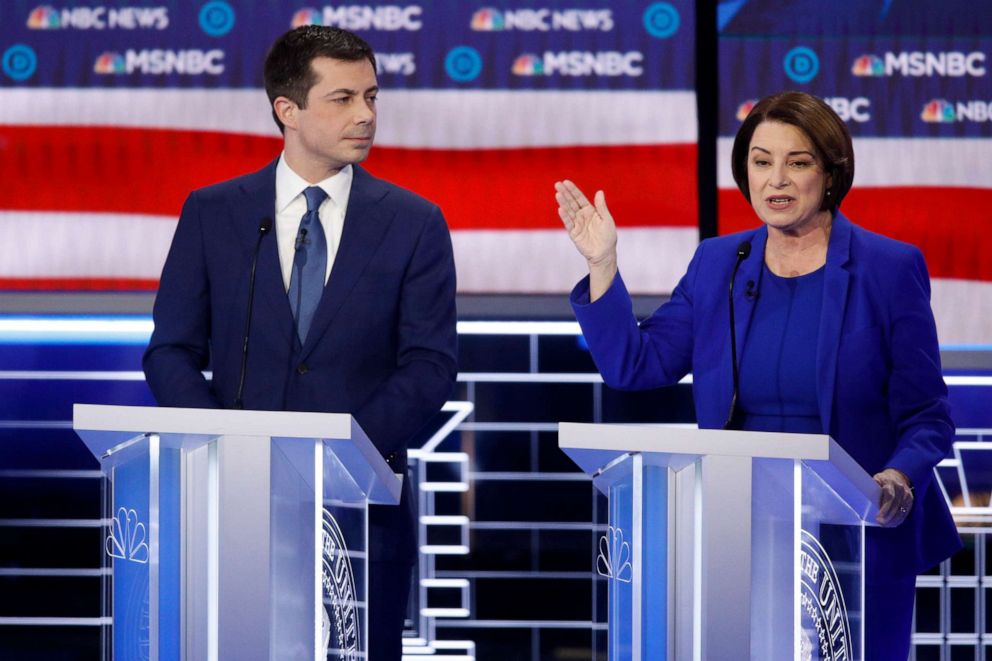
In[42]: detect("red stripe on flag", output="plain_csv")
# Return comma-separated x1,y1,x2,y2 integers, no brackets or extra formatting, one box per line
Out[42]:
0,277,158,291
366,144,698,231
718,187,992,282
0,125,282,217
0,126,698,230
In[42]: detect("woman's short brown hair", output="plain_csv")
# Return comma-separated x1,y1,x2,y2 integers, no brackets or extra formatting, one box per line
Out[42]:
731,91,854,212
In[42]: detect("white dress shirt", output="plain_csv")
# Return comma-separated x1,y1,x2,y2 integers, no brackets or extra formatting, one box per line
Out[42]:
274,155,353,291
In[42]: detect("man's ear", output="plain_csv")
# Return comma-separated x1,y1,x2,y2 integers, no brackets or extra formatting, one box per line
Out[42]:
273,96,298,130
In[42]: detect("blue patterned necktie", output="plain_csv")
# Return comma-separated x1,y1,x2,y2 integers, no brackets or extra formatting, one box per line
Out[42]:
288,186,328,345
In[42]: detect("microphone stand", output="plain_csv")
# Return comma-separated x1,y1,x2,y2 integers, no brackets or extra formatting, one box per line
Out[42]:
234,218,272,409
724,241,751,429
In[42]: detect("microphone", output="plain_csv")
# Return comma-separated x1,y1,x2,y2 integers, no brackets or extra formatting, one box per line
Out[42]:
234,217,272,410
724,241,751,429
295,227,308,251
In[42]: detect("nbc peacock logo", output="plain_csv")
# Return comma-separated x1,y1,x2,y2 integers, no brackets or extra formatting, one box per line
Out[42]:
27,5,60,29
851,54,884,77
291,7,322,27
511,54,543,76
470,7,504,31
94,51,126,74
921,99,956,123
106,507,149,564
736,99,758,121
596,526,633,583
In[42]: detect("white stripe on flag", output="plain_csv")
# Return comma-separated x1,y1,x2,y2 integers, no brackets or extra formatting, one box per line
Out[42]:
931,278,992,346
0,89,698,147
453,227,697,294
0,212,176,279
718,137,992,189
0,211,696,295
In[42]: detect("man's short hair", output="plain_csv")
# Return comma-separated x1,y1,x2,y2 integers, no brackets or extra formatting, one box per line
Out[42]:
263,25,377,133
731,91,855,212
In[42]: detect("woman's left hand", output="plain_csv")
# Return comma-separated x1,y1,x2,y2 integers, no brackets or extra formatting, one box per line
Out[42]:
874,468,914,527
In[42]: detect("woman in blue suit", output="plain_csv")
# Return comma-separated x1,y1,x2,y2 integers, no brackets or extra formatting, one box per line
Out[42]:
556,91,960,660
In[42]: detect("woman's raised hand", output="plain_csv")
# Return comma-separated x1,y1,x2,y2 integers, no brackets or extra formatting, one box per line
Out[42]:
555,180,617,266
555,180,618,301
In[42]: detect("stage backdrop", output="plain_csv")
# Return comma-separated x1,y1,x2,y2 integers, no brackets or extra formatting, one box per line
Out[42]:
718,0,992,344
0,0,698,296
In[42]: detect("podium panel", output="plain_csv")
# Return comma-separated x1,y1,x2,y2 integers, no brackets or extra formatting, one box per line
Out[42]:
750,458,866,661
74,404,400,661
560,423,878,661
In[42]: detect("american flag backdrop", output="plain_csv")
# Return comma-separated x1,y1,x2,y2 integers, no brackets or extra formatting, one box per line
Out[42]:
1,0,989,344
0,1,698,299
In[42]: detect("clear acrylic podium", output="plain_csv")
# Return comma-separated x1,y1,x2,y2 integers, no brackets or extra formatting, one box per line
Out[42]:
559,423,881,661
73,404,401,661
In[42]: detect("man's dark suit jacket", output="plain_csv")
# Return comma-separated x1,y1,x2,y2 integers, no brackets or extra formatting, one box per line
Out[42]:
143,159,458,562
572,212,961,580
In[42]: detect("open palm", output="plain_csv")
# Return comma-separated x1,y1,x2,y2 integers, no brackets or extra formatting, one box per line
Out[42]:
555,180,617,266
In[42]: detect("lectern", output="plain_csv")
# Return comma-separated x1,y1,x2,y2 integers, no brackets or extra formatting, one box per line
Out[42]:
73,404,401,661
559,423,881,661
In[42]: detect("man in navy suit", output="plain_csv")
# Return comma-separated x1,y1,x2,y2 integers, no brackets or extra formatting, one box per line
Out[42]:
143,26,457,660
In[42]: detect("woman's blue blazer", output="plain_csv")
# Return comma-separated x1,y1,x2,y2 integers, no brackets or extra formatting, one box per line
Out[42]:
571,212,961,578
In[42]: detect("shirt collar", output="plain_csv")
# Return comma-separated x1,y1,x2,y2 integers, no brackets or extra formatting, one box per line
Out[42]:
275,154,353,214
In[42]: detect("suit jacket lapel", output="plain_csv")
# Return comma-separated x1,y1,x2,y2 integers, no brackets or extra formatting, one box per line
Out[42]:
816,212,853,434
237,159,297,348
301,166,395,357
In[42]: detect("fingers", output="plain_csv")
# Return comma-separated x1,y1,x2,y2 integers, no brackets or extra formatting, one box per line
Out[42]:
557,205,575,232
555,179,619,269
874,470,914,527
593,190,612,223
555,190,577,222
555,180,603,237
876,478,898,525
555,179,594,216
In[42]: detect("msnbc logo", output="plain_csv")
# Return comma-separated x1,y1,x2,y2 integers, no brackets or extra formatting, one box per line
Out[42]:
736,99,757,121
292,7,322,27
512,51,642,77
27,5,60,28
920,99,992,122
921,99,956,123
94,51,126,74
851,55,884,77
857,51,986,77
93,49,225,75
512,54,543,76
471,8,504,30
737,97,870,123
290,6,422,31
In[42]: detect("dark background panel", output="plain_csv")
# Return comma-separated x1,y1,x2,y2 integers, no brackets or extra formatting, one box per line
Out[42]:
472,480,592,522
475,576,592,620
0,576,102,617
473,382,595,423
